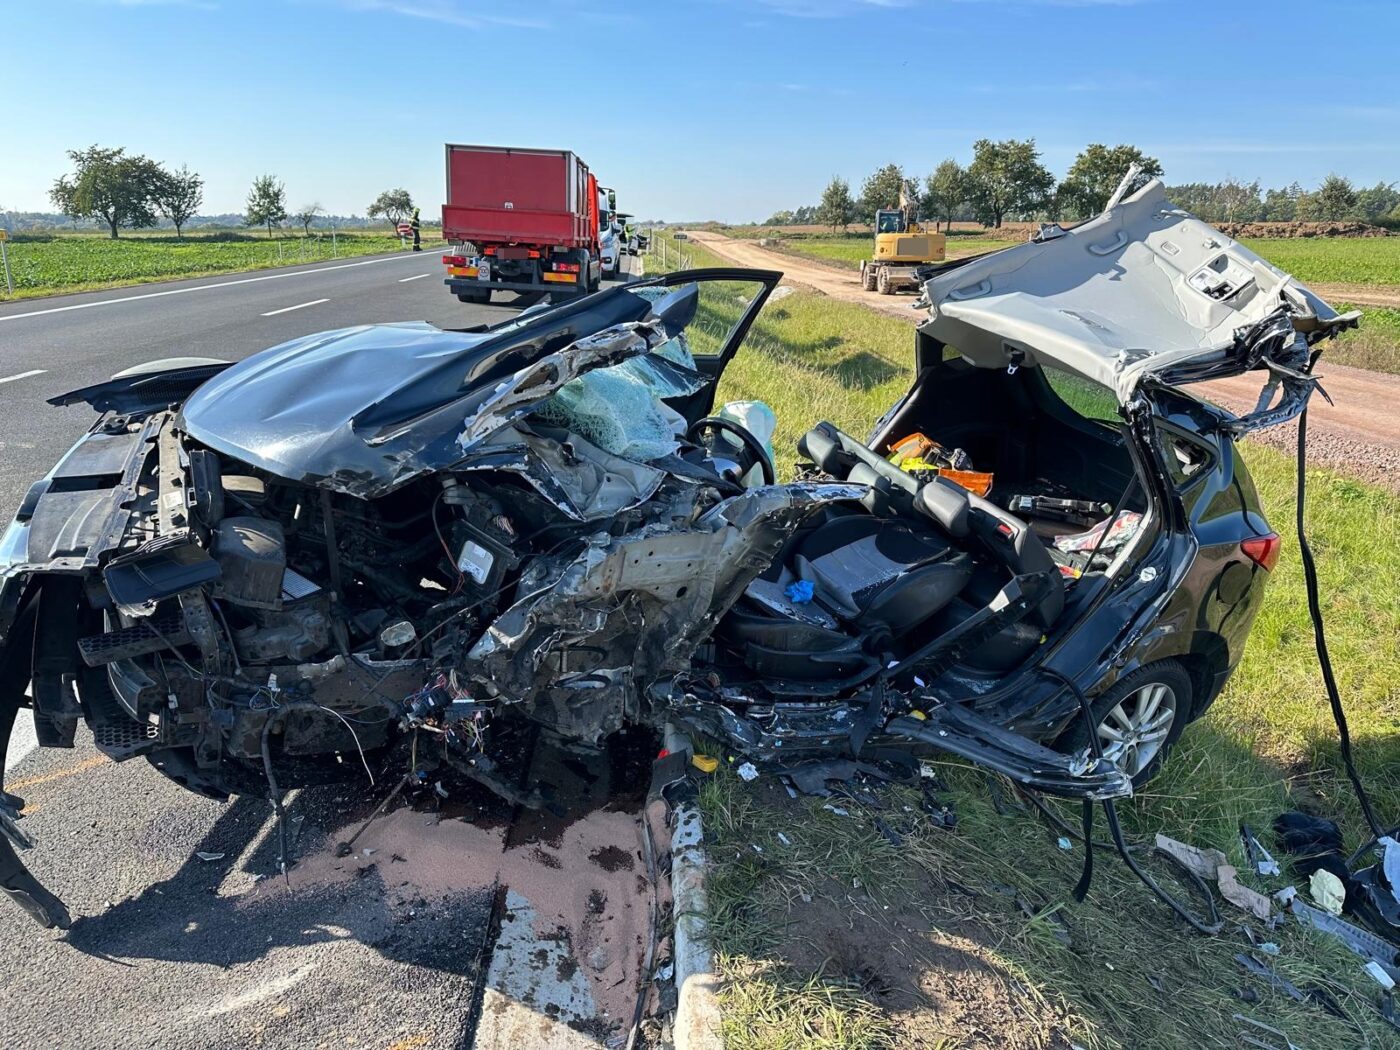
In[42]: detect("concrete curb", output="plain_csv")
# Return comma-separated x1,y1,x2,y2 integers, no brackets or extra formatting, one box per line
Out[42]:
664,724,724,1050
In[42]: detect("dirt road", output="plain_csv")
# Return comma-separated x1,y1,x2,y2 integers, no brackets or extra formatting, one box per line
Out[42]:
687,230,1400,492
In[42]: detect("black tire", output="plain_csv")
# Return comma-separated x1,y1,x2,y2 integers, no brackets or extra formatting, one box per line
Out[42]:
1053,660,1193,787
876,268,893,295
457,289,490,305
861,264,877,292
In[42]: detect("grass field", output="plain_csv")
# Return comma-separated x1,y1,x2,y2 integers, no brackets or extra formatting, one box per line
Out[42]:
0,229,445,301
1241,236,1400,285
649,231,1400,1049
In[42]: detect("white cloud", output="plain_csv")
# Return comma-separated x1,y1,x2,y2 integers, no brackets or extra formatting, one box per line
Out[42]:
105,0,218,8
343,0,548,31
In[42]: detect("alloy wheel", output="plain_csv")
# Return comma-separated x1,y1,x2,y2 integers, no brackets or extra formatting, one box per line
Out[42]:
1097,682,1178,777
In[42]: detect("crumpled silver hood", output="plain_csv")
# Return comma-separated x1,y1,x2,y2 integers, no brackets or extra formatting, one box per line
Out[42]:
919,180,1352,404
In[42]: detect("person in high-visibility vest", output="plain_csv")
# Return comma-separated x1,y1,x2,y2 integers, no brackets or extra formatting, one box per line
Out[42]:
410,206,422,252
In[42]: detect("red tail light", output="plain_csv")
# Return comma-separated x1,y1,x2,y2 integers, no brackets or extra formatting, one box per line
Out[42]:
552,262,580,273
442,254,466,266
1241,533,1282,572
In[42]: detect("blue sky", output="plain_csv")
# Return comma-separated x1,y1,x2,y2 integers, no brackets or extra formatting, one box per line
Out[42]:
5,0,1399,222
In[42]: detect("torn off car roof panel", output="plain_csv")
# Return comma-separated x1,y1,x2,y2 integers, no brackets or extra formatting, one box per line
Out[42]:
920,180,1357,407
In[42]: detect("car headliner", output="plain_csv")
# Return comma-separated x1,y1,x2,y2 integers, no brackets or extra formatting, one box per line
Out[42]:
919,180,1346,404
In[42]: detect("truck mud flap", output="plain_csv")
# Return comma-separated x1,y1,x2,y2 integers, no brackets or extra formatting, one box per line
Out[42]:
886,706,1133,801
0,601,72,929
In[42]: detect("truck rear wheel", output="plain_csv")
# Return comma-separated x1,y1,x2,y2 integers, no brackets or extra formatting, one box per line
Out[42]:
861,263,877,292
457,289,490,304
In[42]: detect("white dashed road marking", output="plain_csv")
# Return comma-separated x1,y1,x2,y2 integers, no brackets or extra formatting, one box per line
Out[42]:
0,369,45,386
260,299,330,317
398,273,433,283
0,253,421,324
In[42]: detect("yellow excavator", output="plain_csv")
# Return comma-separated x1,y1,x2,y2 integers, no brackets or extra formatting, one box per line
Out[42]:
859,180,946,295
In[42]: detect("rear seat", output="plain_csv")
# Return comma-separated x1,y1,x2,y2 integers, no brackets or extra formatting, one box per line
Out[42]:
728,422,1064,677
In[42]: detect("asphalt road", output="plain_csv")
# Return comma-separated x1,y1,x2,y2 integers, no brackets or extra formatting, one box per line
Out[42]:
0,252,646,1050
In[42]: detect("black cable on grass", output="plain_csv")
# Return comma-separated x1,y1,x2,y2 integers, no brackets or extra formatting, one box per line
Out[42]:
1295,400,1385,841
1042,667,1223,935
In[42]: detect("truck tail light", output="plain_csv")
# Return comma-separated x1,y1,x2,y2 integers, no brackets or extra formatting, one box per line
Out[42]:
442,254,466,267
484,246,496,255
1241,533,1281,572
553,262,580,273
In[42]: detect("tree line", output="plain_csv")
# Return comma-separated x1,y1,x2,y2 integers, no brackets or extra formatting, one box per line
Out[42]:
46,144,422,239
769,140,1400,231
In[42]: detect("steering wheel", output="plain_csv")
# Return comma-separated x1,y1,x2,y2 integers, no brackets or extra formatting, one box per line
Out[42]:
686,416,776,487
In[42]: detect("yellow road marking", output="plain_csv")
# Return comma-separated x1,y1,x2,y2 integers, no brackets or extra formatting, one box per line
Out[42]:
7,755,106,791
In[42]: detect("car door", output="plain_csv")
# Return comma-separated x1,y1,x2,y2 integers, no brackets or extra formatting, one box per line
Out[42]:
633,267,781,423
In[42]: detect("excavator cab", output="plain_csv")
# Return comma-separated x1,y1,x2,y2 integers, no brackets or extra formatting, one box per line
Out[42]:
875,209,906,235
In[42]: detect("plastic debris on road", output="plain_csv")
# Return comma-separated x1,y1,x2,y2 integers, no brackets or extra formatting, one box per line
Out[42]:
1366,961,1397,990
1311,868,1348,916
691,753,719,774
736,762,759,782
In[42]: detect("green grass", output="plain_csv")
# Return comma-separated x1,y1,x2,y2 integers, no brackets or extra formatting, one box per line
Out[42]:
0,229,444,300
1326,304,1400,374
647,230,1400,1048
1241,237,1400,286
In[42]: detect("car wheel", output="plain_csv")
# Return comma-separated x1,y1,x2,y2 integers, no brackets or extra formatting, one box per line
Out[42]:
1054,660,1193,787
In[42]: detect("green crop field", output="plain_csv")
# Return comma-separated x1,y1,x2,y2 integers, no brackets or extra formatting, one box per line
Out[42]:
1242,236,1400,285
647,231,1400,1050
0,229,445,301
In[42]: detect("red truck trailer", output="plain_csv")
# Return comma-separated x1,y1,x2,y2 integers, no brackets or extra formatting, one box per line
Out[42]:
441,144,603,305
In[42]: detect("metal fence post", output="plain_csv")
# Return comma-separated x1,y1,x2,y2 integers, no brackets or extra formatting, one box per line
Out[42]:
0,233,12,298
332,225,338,258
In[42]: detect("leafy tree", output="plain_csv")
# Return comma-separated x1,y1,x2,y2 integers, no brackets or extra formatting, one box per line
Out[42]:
1164,179,1262,222
922,159,966,232
1262,182,1302,222
764,209,796,226
793,204,817,224
1216,178,1264,222
1354,181,1398,223
294,202,324,236
368,188,415,228
1056,143,1163,219
153,164,203,240
245,174,288,237
857,163,906,222
1298,174,1357,222
817,176,856,231
965,139,1054,228
49,145,164,239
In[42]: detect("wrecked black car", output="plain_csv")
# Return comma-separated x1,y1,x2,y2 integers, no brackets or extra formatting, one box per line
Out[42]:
0,181,1357,928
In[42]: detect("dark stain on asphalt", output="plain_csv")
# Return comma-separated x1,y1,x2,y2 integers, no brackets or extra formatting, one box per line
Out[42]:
588,845,634,873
